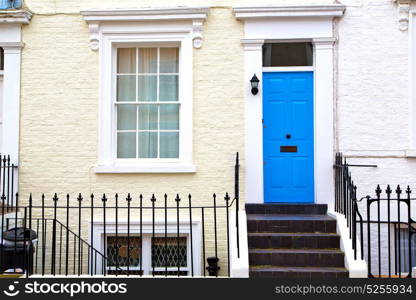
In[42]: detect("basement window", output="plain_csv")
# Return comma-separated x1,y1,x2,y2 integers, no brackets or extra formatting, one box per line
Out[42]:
106,235,189,276
263,42,313,67
396,228,416,274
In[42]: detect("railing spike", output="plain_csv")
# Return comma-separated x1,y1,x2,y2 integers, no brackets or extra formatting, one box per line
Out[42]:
376,185,382,196
225,192,230,201
150,194,156,202
126,193,132,202
396,185,402,195
77,193,83,202
175,194,180,202
406,185,411,194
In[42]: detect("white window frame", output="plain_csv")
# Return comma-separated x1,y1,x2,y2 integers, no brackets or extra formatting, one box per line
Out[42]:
97,32,193,173
390,224,416,276
106,234,191,275
81,8,209,173
91,219,202,276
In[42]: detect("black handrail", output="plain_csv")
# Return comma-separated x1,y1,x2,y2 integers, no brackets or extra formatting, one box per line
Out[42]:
334,152,415,278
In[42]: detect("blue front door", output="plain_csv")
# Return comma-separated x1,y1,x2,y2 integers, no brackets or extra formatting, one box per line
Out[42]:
263,72,314,203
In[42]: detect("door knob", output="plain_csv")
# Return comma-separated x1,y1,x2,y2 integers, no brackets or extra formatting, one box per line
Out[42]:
286,134,291,139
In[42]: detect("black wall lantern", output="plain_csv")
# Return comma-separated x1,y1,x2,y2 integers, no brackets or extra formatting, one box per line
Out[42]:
250,74,259,95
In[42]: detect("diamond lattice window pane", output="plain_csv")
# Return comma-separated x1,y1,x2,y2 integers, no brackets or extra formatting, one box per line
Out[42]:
152,237,187,268
107,236,141,267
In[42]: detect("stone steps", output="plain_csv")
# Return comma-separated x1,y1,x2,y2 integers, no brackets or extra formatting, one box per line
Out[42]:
246,203,348,278
247,214,337,233
250,266,348,279
248,232,340,249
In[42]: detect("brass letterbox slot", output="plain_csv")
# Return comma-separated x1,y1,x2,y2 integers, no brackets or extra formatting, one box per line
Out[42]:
280,146,298,153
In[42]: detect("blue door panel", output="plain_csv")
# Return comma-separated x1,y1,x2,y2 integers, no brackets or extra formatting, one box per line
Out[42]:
263,72,314,203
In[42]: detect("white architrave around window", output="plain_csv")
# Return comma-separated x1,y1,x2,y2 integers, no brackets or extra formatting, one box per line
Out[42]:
81,8,209,173
91,219,202,276
0,9,32,164
234,5,345,208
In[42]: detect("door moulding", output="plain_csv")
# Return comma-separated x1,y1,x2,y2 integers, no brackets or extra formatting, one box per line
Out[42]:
235,5,344,208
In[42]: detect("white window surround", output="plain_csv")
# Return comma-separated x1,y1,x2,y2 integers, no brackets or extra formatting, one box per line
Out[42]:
406,10,416,157
90,219,202,276
393,0,416,31
81,8,208,173
0,9,32,165
234,5,345,210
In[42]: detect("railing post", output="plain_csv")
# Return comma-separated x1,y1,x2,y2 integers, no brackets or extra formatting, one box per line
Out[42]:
90,193,94,276
151,194,156,276
41,194,45,276
235,152,240,258
164,194,168,277
77,193,83,276
225,193,230,276
139,194,143,276
213,193,218,277
101,194,107,276
175,194,181,277
115,193,118,276
52,193,59,276
13,192,18,273
188,194,194,277
396,185,402,278
65,194,69,276
366,196,372,278
406,186,412,278
126,193,132,276
386,185,392,277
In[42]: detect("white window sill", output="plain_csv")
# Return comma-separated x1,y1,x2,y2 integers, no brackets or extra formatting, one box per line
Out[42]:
94,163,197,174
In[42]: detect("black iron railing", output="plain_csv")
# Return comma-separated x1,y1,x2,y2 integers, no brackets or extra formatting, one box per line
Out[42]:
0,153,241,277
0,154,18,212
334,152,415,278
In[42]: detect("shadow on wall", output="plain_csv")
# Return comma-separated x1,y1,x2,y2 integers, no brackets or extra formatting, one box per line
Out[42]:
0,0,22,10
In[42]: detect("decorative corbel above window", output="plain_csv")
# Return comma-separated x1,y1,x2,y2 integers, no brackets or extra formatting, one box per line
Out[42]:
81,7,209,51
0,8,32,24
393,0,414,31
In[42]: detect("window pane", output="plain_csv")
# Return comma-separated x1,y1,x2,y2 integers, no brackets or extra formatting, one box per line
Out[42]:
152,237,187,268
117,105,137,130
138,104,158,130
263,43,313,67
139,132,158,158
117,132,136,158
138,75,157,101
159,75,178,101
160,132,179,158
160,48,179,73
160,104,179,130
107,236,141,267
117,48,136,73
138,48,157,73
117,75,136,101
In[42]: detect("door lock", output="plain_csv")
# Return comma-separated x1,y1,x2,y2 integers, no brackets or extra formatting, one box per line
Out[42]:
286,134,291,139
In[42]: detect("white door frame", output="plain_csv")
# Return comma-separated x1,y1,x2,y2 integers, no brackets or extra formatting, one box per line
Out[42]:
234,5,345,209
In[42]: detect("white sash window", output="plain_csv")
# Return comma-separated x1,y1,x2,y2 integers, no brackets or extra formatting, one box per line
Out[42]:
116,47,180,160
